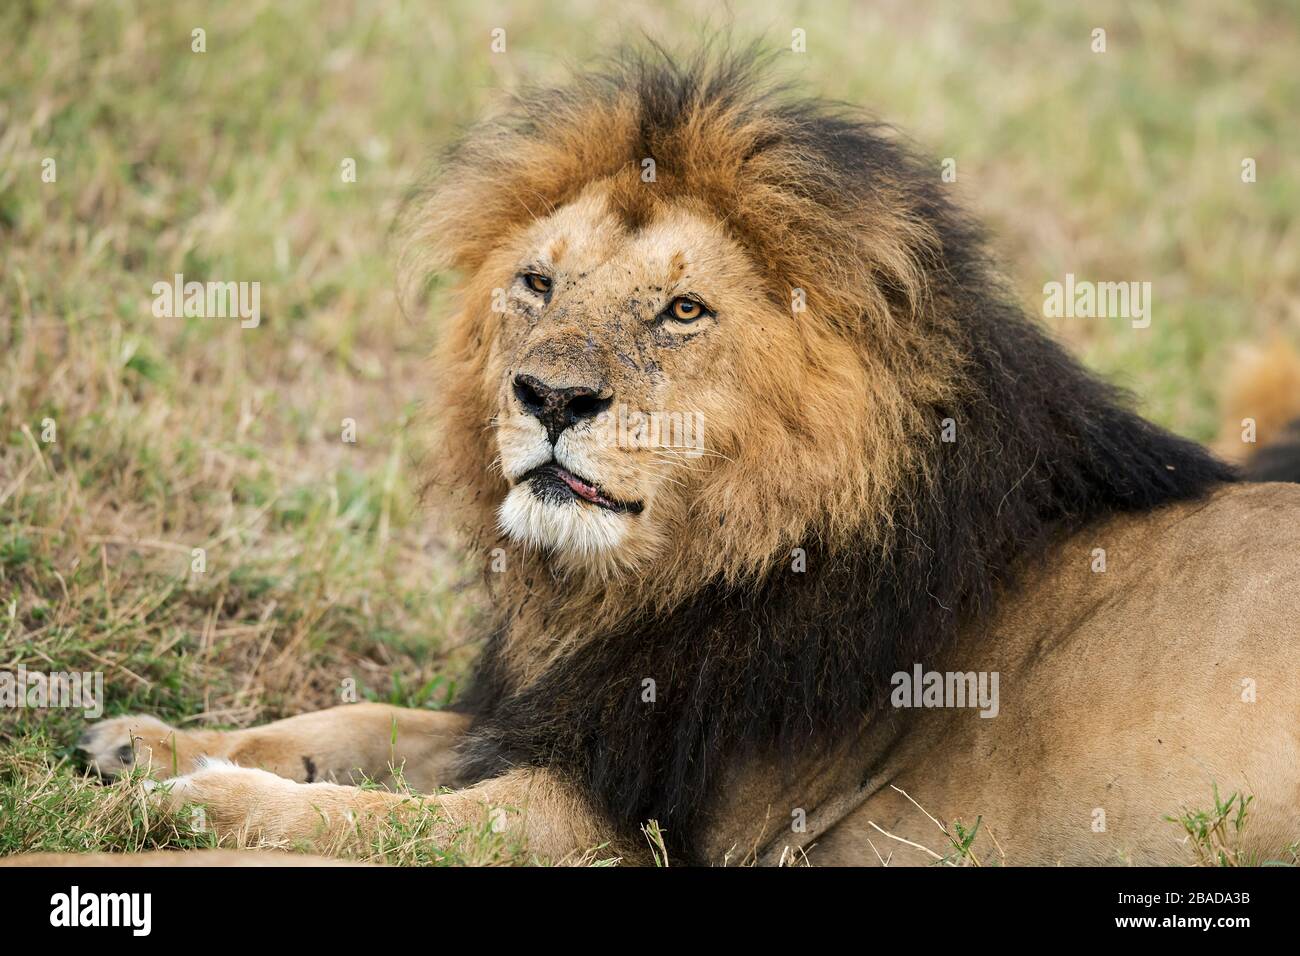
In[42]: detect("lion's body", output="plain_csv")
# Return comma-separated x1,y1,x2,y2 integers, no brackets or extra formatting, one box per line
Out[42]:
67,49,1300,867
805,484,1300,865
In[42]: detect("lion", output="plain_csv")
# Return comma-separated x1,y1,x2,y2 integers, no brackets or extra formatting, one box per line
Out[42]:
72,48,1300,867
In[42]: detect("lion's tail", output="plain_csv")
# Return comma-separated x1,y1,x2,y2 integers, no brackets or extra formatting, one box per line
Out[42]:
1217,338,1300,482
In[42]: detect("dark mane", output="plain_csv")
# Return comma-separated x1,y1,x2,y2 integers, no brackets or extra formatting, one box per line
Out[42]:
450,48,1236,861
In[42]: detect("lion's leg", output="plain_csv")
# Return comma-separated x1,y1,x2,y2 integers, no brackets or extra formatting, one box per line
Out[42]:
78,703,470,792
158,763,612,862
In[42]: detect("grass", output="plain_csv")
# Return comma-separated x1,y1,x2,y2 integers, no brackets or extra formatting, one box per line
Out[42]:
2,0,1298,862
1165,786,1255,867
1166,785,1300,868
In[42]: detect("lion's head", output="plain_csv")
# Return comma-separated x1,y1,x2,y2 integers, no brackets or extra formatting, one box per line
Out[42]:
405,49,964,595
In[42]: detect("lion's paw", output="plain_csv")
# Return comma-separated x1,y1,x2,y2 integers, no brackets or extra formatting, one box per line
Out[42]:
154,757,252,807
155,759,321,841
78,714,192,779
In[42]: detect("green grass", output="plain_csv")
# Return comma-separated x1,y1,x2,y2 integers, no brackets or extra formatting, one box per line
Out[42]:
1165,785,1300,868
1165,786,1255,867
2,0,1298,862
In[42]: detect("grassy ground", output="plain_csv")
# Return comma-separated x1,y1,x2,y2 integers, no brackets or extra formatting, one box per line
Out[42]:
2,0,1297,862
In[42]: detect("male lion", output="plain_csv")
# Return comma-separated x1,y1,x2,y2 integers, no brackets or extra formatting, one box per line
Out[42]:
76,50,1300,866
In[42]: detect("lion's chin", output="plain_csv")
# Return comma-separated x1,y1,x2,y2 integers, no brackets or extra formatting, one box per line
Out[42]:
498,483,631,560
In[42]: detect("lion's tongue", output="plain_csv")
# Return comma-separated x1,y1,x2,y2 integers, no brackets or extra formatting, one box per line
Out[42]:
558,468,606,505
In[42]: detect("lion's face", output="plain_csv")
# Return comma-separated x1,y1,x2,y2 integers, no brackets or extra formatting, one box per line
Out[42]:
484,186,793,570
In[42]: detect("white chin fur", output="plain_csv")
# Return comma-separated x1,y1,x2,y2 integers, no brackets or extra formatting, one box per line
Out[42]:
498,484,628,558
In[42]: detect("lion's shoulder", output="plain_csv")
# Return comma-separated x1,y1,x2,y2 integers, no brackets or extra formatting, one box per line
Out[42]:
1107,481,1300,553
987,482,1300,658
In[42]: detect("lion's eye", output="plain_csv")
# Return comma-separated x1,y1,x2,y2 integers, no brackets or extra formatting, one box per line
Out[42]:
523,273,553,295
663,296,710,323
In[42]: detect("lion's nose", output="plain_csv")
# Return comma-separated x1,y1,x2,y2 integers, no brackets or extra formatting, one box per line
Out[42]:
513,373,613,444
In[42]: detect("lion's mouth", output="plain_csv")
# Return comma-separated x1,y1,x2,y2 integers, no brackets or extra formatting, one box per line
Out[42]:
518,462,643,514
